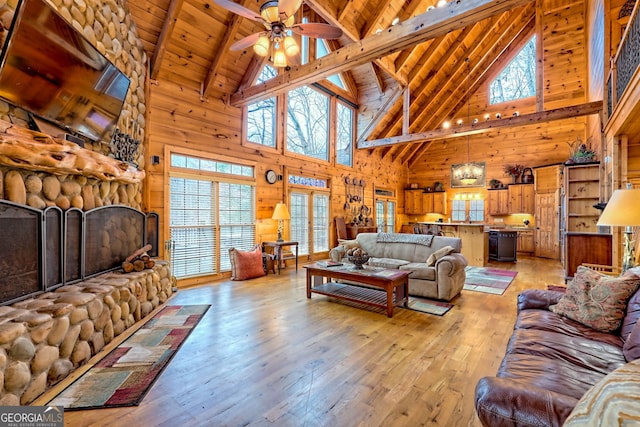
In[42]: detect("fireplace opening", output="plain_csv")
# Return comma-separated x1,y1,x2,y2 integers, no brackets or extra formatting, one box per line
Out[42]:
0,200,158,305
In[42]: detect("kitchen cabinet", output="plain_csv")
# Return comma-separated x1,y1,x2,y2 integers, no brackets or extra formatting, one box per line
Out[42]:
405,190,446,214
422,192,446,214
508,184,534,214
516,230,534,253
405,189,423,214
487,189,509,215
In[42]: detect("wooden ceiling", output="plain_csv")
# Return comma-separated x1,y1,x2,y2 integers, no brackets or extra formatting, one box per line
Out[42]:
128,0,589,165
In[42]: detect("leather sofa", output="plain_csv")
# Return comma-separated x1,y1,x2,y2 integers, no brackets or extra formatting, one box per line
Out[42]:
329,232,468,301
474,281,640,426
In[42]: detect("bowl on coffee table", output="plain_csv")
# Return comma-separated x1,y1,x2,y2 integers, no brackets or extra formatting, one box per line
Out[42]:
348,255,370,269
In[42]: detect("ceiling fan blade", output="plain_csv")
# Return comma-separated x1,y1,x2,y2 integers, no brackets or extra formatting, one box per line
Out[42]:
230,32,265,51
212,0,263,22
290,23,343,39
278,0,302,21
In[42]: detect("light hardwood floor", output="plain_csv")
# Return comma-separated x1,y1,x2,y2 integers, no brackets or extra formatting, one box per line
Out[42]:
60,256,564,426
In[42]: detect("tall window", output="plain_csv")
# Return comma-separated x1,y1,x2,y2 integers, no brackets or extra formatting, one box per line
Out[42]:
312,194,330,252
336,102,353,167
246,66,277,147
287,86,329,160
376,199,396,233
170,178,215,278
290,192,310,255
290,188,330,256
169,155,255,279
490,36,536,104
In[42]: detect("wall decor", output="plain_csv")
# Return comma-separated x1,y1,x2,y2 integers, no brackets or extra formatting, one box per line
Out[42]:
451,162,486,188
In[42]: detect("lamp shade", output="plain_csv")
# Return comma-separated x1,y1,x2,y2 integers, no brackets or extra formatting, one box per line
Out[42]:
259,1,279,22
272,203,290,220
597,189,640,226
253,35,270,56
272,48,287,68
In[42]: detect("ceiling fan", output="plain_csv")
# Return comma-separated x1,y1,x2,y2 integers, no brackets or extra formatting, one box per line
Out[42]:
213,0,343,67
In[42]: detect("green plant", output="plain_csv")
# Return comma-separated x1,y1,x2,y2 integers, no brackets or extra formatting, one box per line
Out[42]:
567,137,596,162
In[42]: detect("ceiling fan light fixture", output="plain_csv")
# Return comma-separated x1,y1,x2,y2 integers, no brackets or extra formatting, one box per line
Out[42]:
284,15,295,27
273,46,287,67
437,0,448,7
260,1,280,23
284,36,299,56
253,35,270,56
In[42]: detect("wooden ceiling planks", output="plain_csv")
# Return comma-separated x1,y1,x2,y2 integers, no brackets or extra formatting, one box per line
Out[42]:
127,0,602,168
229,0,532,106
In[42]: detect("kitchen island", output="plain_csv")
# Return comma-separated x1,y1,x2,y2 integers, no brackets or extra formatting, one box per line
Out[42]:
417,222,487,266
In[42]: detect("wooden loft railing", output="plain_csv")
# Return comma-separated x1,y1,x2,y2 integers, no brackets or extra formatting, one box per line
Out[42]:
605,1,640,123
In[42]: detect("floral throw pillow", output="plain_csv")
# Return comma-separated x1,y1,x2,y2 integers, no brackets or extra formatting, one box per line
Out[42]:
550,266,640,333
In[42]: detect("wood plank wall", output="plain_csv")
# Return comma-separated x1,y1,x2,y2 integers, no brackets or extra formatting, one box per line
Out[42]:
146,80,406,263
404,0,591,219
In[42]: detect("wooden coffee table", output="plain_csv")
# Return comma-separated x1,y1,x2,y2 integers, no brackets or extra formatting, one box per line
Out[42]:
305,262,410,317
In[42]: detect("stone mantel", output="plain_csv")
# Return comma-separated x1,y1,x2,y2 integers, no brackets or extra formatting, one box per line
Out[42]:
0,120,145,184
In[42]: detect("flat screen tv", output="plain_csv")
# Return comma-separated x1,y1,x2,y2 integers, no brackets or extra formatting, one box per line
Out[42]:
0,0,130,142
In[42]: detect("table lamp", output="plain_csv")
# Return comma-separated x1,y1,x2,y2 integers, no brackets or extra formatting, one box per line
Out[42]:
597,186,640,271
272,202,290,242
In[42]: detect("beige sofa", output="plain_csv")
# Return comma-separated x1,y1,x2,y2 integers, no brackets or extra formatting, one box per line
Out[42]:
329,232,468,301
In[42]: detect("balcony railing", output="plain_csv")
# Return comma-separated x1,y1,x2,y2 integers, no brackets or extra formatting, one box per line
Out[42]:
606,2,640,122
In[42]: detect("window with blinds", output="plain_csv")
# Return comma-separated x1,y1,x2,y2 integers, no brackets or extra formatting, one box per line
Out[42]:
169,163,255,279
170,178,216,278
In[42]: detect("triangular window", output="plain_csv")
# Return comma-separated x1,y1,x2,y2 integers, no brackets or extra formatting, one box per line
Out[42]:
316,39,346,89
489,36,536,104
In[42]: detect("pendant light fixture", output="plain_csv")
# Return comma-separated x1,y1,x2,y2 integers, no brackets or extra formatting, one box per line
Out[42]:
454,58,483,185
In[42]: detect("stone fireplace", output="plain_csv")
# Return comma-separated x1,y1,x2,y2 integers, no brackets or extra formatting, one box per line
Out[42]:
0,123,174,406
0,201,159,305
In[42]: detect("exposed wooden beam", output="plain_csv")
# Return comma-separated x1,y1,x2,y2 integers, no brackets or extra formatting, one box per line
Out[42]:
361,0,392,38
230,0,533,107
358,101,602,149
404,14,536,165
402,86,410,134
357,85,405,142
202,14,242,99
369,62,385,94
150,0,184,80
303,0,403,85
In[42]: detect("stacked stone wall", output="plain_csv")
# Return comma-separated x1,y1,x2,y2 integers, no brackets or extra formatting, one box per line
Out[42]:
0,168,142,211
0,262,173,405
0,0,148,209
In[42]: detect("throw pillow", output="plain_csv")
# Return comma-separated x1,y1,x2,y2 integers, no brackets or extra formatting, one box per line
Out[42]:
338,239,360,250
563,358,640,426
426,245,455,266
549,266,640,333
229,245,265,281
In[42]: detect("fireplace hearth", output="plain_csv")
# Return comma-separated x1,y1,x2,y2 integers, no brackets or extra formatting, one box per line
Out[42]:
0,200,158,305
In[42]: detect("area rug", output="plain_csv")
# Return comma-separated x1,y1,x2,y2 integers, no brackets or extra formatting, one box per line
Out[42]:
48,304,210,410
463,266,517,295
407,297,453,316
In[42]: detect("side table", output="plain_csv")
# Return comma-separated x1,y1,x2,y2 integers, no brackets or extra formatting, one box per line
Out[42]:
262,241,299,274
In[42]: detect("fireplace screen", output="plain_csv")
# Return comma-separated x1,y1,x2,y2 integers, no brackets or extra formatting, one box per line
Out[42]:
0,201,157,305
0,201,41,303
